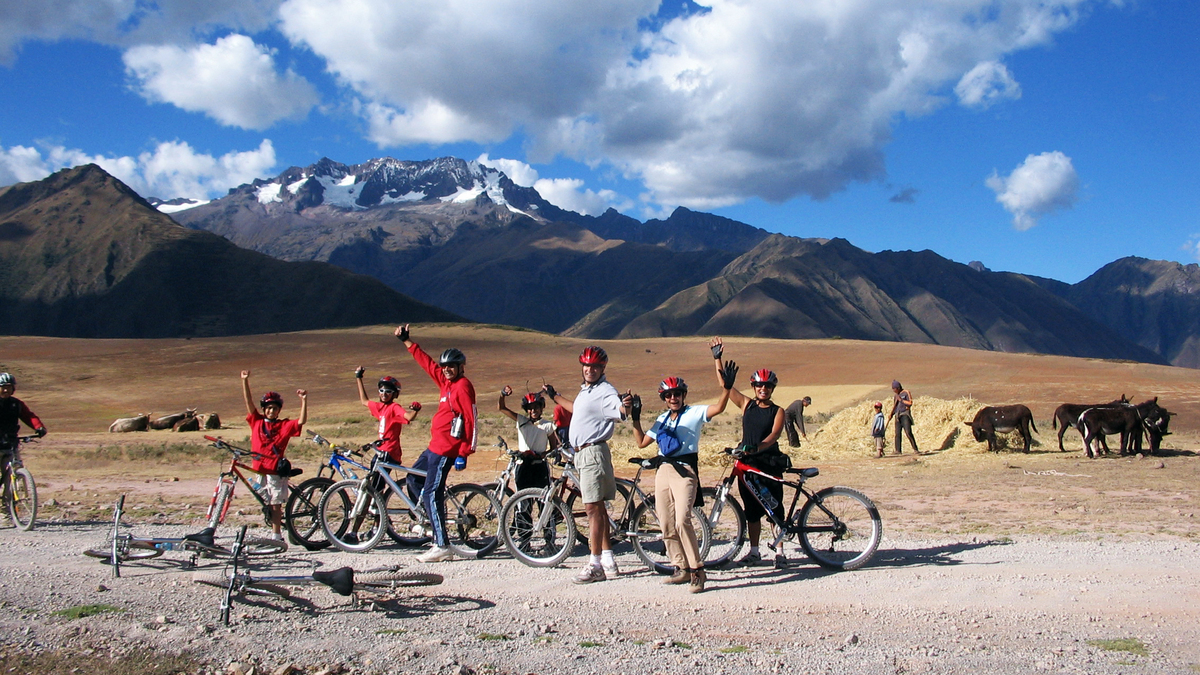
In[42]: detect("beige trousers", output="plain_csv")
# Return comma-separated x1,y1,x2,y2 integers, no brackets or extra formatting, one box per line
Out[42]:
654,463,702,571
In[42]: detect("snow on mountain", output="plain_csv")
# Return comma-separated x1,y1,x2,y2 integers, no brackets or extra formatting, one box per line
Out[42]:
148,196,210,213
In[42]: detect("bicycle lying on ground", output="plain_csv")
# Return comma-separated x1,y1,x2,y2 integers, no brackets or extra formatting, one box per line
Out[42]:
3,435,37,530
498,450,711,573
204,435,304,539
84,495,285,577
283,430,377,551
707,447,882,570
193,526,443,625
318,447,499,556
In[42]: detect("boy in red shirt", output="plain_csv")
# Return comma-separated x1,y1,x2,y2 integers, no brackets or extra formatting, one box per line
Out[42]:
241,370,307,540
0,373,45,527
396,324,477,563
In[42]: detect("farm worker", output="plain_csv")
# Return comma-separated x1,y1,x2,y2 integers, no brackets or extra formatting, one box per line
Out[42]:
871,401,887,458
542,346,631,584
783,396,811,447
241,370,307,541
354,368,421,504
396,324,477,563
888,380,919,454
0,373,46,526
498,388,558,492
629,361,736,593
710,337,787,566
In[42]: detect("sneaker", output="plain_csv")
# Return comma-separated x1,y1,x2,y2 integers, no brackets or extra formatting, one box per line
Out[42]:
689,568,706,594
341,532,359,546
417,546,454,563
573,564,606,584
663,568,690,585
601,559,620,578
737,551,763,566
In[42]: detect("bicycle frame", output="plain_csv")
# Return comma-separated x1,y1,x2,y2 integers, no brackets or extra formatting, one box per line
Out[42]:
307,431,372,482
3,435,37,521
731,458,838,552
205,437,278,528
346,454,429,522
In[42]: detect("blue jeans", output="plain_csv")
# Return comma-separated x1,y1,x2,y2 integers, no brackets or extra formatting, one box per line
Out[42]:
408,449,453,547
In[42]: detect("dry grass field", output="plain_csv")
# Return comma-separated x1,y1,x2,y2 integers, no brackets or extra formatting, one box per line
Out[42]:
2,323,1198,539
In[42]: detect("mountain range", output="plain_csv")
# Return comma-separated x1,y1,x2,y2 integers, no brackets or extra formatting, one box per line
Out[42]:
0,165,458,338
3,157,1195,368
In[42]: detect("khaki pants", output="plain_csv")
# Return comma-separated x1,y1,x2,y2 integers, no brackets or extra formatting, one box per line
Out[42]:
654,463,702,571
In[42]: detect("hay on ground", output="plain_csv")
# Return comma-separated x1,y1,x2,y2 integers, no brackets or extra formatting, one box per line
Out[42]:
803,396,989,459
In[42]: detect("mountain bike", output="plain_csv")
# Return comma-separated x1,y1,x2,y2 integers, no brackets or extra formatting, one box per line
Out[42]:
192,526,442,626
2,435,37,530
84,495,285,577
318,449,499,556
284,431,377,551
720,448,882,570
480,436,522,506
204,435,303,536
498,450,710,573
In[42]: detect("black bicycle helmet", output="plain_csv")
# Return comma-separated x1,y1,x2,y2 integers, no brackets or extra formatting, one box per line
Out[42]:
439,348,467,366
521,392,545,410
0,372,13,387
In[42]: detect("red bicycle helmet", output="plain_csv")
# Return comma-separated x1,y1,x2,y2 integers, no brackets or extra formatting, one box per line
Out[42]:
378,376,400,394
658,376,687,399
579,346,608,366
260,391,284,409
750,369,778,387
521,392,545,410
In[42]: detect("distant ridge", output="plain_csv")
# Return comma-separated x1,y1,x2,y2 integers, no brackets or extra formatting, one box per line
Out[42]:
0,165,461,338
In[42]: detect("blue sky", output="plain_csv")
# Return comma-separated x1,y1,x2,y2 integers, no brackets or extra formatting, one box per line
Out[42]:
1,0,1196,283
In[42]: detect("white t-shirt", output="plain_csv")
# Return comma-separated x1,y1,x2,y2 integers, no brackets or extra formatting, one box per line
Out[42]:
646,405,710,456
516,414,555,456
569,376,623,448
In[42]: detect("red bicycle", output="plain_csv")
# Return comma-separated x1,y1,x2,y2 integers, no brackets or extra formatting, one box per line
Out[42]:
204,436,303,532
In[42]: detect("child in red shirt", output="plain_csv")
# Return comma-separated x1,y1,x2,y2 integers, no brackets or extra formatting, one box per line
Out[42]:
241,370,307,540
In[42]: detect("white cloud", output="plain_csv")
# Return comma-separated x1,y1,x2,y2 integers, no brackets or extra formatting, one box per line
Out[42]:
0,139,277,201
986,151,1080,231
277,0,1101,209
956,61,1022,109
123,34,318,130
0,0,280,64
475,154,631,216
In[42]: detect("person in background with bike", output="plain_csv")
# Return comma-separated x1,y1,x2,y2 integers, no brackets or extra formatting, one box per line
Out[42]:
709,338,787,566
498,388,558,491
628,363,736,593
396,324,477,563
241,370,307,541
542,346,630,584
887,380,919,454
0,373,45,527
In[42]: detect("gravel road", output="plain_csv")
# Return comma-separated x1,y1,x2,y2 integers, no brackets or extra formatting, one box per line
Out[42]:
1,521,1198,675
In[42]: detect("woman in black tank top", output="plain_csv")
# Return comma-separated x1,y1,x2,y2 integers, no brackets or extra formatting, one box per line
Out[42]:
709,338,786,566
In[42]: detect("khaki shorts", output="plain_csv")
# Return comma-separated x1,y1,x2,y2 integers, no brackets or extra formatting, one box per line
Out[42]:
262,474,289,505
575,442,616,504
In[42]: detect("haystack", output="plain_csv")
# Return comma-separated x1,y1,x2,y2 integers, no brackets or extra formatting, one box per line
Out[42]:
803,396,989,459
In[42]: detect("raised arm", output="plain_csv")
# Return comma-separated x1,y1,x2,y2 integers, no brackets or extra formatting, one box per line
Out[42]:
710,337,748,410
405,401,421,422
628,394,654,449
497,386,519,422
355,366,371,406
241,370,256,416
542,383,572,413
706,357,738,419
296,389,308,427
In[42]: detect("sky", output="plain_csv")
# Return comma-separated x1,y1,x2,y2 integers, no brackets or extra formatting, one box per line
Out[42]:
0,0,1196,283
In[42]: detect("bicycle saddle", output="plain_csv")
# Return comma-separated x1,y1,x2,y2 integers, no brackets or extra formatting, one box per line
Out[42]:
313,566,355,596
182,527,217,548
283,467,304,478
784,467,820,478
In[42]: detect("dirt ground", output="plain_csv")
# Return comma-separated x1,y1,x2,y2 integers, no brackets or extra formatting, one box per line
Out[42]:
2,326,1199,673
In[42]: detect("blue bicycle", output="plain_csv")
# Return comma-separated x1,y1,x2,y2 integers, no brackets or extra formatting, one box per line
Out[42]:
284,431,377,550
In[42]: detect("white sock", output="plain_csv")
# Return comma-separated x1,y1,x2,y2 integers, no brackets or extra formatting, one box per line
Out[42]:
589,554,602,567
600,550,615,566
749,546,760,556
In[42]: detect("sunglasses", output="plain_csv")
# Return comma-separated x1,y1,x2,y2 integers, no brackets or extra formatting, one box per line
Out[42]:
379,388,397,395
751,383,775,389
663,391,685,399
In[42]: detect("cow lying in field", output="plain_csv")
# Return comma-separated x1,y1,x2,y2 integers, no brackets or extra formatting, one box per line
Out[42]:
967,405,1038,453
150,408,197,430
200,412,221,430
1051,396,1127,452
109,413,150,433
173,416,200,432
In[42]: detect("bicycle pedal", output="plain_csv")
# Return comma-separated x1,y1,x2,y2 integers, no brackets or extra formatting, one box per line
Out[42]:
773,556,789,570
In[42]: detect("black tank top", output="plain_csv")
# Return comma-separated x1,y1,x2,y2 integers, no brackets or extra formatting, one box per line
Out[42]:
741,402,781,454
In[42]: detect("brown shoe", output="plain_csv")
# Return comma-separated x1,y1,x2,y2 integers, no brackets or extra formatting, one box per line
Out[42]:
689,568,706,593
664,568,690,585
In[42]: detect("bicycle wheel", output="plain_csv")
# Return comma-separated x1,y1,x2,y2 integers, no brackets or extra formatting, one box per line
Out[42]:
567,480,631,550
206,479,234,528
191,571,291,598
355,570,444,590
700,486,746,568
499,488,575,567
630,499,712,575
9,468,37,530
83,540,164,564
285,477,334,551
797,486,882,571
444,483,500,559
319,480,388,553
240,537,288,557
383,487,432,547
